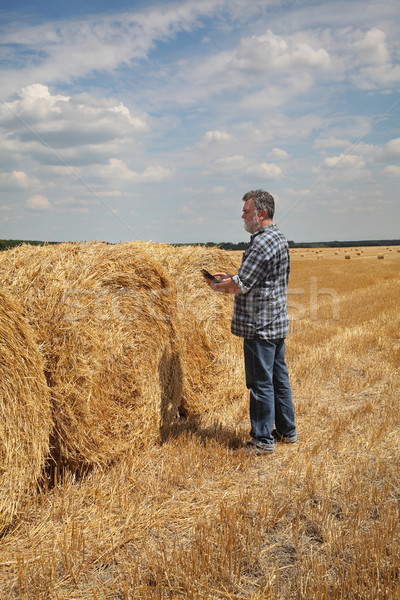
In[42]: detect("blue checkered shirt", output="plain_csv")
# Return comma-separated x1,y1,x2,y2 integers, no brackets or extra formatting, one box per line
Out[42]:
231,224,290,340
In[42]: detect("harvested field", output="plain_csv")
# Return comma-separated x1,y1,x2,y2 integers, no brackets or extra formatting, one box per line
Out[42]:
0,244,399,599
0,289,51,534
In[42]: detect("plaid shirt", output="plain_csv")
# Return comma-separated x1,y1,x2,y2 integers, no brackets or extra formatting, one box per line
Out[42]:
231,224,290,339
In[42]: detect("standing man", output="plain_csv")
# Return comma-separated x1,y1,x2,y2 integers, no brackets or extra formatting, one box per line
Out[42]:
204,189,296,455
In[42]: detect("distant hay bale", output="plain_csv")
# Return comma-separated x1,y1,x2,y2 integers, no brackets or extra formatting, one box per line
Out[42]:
129,242,246,419
377,254,385,259
0,242,180,469
345,255,351,260
0,289,51,532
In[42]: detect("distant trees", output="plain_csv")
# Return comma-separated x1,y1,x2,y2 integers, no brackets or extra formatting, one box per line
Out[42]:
0,240,59,251
1,239,399,252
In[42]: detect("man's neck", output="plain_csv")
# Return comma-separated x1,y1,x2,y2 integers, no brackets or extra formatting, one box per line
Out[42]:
256,220,273,231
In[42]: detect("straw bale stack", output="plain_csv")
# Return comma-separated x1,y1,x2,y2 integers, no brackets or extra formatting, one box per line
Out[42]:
0,242,181,469
0,289,51,532
127,242,246,418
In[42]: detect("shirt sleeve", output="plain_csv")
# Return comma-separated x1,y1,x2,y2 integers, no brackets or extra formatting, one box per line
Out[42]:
232,274,249,294
238,243,270,290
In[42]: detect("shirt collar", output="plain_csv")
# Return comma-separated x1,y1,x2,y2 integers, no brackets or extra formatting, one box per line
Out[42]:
250,223,274,241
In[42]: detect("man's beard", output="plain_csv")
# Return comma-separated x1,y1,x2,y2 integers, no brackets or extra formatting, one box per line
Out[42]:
243,216,260,234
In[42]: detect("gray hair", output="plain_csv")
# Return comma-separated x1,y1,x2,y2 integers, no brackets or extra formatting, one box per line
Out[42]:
242,189,275,219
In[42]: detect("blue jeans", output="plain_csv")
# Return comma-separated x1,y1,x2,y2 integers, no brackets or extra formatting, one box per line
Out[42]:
244,337,296,446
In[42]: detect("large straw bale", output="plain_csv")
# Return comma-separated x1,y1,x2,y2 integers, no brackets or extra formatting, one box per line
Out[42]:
0,289,51,532
127,242,246,418
0,242,181,469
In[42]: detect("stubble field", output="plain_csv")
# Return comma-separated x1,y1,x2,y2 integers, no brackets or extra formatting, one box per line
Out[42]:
0,244,399,599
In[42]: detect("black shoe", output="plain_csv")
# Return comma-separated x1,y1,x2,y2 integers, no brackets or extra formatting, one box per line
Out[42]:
246,440,274,455
272,429,297,443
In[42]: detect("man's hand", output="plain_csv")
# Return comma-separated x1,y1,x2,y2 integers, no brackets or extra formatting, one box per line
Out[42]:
206,272,241,294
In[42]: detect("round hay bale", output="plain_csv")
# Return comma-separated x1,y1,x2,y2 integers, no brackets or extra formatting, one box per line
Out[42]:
0,242,180,469
0,289,51,532
377,254,384,259
129,242,246,419
345,255,351,260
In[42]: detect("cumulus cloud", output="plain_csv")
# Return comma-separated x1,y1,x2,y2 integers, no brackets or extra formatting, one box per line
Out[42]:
1,85,148,143
140,165,172,181
354,137,400,165
375,137,400,162
353,28,390,66
382,165,400,177
350,28,400,89
26,194,52,210
202,130,233,144
0,170,34,189
314,137,350,149
231,30,331,73
0,85,150,178
246,162,283,179
322,153,366,169
102,158,171,182
211,155,247,173
269,148,290,160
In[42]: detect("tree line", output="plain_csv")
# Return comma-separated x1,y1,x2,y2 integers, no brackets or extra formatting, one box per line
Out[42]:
1,238,399,252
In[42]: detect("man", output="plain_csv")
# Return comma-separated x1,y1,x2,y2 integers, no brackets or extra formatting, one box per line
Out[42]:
204,189,296,455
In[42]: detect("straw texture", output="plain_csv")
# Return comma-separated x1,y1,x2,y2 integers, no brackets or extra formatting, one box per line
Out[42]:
128,242,246,418
0,242,181,469
0,289,51,533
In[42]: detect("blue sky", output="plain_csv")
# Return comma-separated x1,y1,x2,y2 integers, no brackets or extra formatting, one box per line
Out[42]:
0,0,399,244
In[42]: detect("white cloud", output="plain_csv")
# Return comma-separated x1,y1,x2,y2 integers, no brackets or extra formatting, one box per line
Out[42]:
11,170,30,188
322,154,366,169
314,137,350,149
353,28,390,66
0,85,149,175
140,165,172,181
355,137,400,165
212,155,247,172
0,170,34,189
376,137,400,162
231,30,331,73
202,130,233,144
102,158,171,182
1,85,148,141
246,162,283,179
269,148,290,160
382,165,400,177
0,83,69,134
240,86,287,111
26,194,52,210
350,28,400,89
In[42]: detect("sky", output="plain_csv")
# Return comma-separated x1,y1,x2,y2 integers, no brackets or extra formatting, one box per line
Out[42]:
0,0,399,244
